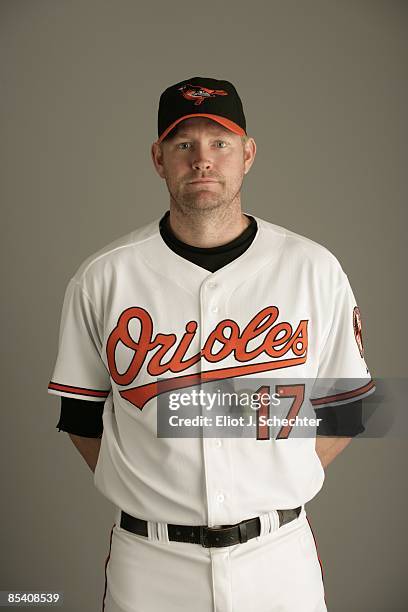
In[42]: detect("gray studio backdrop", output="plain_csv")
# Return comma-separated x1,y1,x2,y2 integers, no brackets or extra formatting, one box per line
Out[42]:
1,1,406,611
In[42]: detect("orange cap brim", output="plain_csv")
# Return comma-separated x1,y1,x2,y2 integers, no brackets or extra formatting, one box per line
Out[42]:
157,114,246,143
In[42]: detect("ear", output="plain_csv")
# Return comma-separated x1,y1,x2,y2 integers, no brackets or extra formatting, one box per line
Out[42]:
151,140,166,179
243,138,257,175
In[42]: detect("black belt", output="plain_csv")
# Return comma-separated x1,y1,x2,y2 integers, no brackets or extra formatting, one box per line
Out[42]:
120,507,302,548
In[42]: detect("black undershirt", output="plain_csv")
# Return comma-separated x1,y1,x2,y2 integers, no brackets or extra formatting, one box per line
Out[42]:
159,210,257,272
57,210,364,438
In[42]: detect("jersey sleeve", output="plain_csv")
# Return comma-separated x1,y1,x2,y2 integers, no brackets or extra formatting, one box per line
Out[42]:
47,278,111,402
310,273,375,410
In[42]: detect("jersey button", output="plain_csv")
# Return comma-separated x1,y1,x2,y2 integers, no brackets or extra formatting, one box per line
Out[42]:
211,306,219,313
214,439,222,448
207,281,217,289
216,493,225,503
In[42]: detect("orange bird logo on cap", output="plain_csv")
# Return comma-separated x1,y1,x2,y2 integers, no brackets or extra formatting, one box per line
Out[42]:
178,84,228,106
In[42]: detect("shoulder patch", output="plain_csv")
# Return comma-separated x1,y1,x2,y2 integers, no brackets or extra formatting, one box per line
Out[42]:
353,306,364,358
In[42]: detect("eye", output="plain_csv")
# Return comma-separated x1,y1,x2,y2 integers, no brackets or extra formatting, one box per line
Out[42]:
215,141,227,148
177,142,191,150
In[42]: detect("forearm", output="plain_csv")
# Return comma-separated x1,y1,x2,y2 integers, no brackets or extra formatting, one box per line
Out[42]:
68,433,101,473
315,436,352,469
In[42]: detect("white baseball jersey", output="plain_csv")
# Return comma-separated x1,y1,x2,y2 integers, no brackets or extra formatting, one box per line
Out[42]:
48,213,374,527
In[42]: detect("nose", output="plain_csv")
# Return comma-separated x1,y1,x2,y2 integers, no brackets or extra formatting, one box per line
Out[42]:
191,144,213,171
192,158,212,171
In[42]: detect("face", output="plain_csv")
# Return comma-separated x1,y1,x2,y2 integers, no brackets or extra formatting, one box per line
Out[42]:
151,117,256,214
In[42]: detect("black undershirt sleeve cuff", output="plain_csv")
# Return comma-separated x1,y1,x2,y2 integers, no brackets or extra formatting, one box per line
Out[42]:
315,399,365,437
56,397,104,438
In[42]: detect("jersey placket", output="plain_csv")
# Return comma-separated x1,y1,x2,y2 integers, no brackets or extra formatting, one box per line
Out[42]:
199,277,235,528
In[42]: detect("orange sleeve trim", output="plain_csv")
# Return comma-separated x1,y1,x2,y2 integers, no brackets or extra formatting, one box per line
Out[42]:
48,381,110,398
310,379,375,406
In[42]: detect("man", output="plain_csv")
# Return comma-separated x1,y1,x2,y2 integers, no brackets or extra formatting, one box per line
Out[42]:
48,76,375,611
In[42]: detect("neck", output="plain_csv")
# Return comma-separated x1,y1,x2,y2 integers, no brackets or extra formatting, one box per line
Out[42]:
167,201,250,248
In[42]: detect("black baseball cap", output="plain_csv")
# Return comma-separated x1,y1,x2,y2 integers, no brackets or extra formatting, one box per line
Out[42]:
156,76,247,143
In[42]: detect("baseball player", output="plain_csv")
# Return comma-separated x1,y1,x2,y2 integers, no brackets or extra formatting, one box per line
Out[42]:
48,76,375,612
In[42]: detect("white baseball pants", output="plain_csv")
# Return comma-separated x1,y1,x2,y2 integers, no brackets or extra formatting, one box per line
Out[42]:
101,506,327,612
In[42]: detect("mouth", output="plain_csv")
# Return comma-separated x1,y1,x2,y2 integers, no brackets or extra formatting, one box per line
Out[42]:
188,179,219,184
